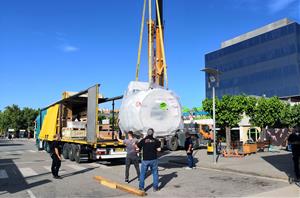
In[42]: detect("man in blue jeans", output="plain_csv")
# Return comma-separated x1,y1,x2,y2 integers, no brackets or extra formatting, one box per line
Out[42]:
137,128,161,192
184,132,194,170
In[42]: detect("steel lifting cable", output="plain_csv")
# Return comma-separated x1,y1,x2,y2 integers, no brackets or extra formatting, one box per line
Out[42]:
135,0,147,81
148,0,153,83
155,0,168,89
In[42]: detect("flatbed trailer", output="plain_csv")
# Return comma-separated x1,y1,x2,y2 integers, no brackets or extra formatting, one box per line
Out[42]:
35,84,126,163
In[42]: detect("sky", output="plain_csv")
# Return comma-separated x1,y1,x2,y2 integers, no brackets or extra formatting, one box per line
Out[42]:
0,0,299,111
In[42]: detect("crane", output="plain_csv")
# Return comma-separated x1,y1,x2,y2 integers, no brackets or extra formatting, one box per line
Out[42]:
135,0,168,88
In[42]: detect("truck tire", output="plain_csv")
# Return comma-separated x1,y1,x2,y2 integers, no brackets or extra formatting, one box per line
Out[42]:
167,136,179,151
193,139,200,150
68,144,76,161
74,145,82,164
62,143,70,159
44,141,51,153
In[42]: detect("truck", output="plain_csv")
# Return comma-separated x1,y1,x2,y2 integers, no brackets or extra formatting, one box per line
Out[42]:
35,84,127,163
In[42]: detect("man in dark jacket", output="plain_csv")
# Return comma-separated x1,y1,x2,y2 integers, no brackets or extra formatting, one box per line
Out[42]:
288,127,300,180
51,133,62,179
137,128,161,192
185,132,194,170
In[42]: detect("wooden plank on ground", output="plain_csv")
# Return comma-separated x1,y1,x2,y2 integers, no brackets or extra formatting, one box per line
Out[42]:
93,176,146,196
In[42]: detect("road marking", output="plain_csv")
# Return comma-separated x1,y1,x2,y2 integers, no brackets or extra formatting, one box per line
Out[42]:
43,166,67,174
26,190,37,198
66,164,85,171
19,168,38,177
28,150,37,153
0,169,8,179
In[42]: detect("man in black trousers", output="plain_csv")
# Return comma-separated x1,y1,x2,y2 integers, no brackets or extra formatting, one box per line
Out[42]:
288,127,300,181
51,133,62,179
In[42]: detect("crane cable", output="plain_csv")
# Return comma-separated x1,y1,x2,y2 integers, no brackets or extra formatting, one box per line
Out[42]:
155,0,168,89
148,0,152,83
135,0,147,81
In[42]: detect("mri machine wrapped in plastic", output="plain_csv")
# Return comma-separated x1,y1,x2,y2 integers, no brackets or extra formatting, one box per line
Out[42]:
119,81,183,137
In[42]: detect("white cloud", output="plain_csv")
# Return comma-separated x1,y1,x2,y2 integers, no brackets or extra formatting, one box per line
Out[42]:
54,32,79,53
268,0,297,13
62,45,79,52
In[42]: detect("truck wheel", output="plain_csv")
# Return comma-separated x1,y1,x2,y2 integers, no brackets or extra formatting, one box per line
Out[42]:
69,144,75,161
193,139,199,150
74,145,82,164
44,141,51,153
167,136,178,151
62,143,70,159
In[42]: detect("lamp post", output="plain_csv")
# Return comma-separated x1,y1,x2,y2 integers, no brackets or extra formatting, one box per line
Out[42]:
201,67,221,164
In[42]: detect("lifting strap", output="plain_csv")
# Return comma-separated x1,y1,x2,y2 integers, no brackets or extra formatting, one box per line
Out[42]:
135,0,147,81
155,0,168,89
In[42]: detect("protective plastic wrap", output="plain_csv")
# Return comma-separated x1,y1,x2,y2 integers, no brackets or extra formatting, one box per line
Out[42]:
119,81,182,137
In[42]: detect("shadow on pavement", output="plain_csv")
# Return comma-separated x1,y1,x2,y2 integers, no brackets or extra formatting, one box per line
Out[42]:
261,153,295,177
60,167,96,178
0,158,51,195
144,171,178,191
159,155,199,168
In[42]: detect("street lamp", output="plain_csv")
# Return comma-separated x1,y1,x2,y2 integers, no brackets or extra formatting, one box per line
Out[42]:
201,67,221,164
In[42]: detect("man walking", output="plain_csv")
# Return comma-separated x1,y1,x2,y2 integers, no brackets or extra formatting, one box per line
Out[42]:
137,128,161,192
51,133,62,179
185,132,194,170
288,127,300,181
116,131,140,183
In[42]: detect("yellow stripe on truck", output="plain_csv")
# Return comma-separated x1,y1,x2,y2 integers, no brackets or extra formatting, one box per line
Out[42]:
39,104,59,141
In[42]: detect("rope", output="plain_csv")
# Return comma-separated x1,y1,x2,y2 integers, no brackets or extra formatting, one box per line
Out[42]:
135,0,147,81
155,0,168,89
148,0,153,83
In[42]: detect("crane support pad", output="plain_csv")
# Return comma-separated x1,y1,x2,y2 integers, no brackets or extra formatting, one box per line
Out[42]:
93,176,146,196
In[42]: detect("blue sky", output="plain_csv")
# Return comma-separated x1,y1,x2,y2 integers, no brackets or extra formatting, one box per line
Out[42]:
0,0,299,110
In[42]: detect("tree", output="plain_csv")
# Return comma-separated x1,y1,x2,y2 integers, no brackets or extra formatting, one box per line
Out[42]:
203,95,246,150
1,105,22,133
0,111,4,135
279,103,293,128
21,107,39,132
0,105,39,137
250,97,284,139
182,106,190,113
291,104,300,127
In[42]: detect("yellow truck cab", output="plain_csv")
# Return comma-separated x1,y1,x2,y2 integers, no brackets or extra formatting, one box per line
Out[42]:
35,84,126,163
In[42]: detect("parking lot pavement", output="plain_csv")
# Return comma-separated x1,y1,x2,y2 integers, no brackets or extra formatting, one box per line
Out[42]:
0,139,296,197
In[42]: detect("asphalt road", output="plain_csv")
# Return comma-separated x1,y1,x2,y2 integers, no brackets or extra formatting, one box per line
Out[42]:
0,139,290,198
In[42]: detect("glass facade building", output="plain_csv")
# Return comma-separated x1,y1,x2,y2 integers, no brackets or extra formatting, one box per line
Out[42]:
205,19,300,100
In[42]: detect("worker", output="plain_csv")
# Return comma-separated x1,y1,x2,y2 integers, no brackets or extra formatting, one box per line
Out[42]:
185,132,194,170
137,128,161,192
288,127,300,181
51,133,62,179
116,131,140,183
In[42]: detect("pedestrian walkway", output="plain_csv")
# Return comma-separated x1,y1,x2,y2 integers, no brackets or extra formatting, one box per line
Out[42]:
168,149,293,181
248,184,300,197
159,149,295,181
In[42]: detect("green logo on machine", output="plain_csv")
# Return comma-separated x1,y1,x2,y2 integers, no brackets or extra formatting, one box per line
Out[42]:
160,102,168,110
